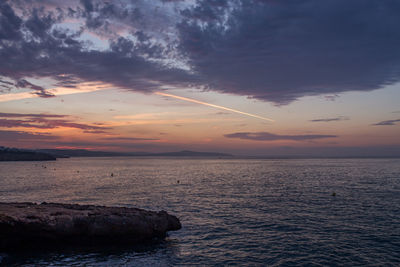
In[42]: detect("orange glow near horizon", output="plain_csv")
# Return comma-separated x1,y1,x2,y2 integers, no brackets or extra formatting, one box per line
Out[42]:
0,82,110,102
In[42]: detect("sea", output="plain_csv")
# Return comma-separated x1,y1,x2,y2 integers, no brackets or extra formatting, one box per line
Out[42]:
0,157,399,266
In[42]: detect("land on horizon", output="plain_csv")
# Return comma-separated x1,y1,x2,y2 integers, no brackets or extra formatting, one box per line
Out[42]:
1,146,399,161
0,146,235,161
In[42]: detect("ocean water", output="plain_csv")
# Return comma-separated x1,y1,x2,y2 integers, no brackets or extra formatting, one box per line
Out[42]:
0,157,399,266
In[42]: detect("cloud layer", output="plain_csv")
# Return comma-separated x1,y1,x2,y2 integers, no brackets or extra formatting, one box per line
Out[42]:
224,132,337,141
1,0,400,103
0,0,196,97
372,119,400,126
0,112,110,131
0,130,58,141
310,116,349,122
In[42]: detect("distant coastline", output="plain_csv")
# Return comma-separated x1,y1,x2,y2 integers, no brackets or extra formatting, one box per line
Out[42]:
0,147,233,161
1,146,399,161
0,147,56,161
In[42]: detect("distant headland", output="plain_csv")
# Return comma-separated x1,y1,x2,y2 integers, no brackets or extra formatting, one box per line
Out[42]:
0,147,56,161
0,146,233,161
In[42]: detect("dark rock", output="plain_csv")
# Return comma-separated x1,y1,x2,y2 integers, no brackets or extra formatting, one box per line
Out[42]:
0,202,181,250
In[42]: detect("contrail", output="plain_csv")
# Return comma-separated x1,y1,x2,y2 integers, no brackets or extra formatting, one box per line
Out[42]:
155,92,274,122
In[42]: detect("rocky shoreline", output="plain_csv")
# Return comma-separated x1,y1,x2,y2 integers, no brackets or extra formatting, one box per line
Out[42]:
0,202,181,250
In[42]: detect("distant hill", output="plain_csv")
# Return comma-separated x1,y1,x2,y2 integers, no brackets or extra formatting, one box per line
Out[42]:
37,149,146,158
0,147,56,161
0,147,233,159
37,149,233,158
148,150,233,157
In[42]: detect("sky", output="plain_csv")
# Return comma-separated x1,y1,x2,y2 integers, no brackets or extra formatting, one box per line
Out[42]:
0,0,399,156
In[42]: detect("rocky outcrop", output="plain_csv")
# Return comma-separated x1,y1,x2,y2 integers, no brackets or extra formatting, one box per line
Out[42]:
0,202,181,250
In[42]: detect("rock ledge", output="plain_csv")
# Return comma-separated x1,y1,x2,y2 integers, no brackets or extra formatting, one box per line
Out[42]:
0,202,181,250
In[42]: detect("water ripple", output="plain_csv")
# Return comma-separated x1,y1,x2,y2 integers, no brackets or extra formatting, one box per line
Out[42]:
0,158,399,266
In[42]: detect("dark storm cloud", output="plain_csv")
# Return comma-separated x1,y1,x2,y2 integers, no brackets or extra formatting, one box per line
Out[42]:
372,119,400,126
224,132,337,141
0,2,22,40
1,0,400,103
0,1,197,96
310,116,349,122
178,0,400,103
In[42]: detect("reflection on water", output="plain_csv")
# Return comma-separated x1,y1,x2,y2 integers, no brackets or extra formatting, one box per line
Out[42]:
0,157,400,266
2,239,181,266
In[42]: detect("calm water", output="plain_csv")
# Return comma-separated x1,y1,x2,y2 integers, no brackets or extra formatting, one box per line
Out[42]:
0,157,399,266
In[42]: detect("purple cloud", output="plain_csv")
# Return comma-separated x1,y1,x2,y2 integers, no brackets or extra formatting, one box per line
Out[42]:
0,130,58,141
1,1,400,104
83,130,109,134
310,116,349,122
15,79,55,98
178,0,400,104
0,112,110,131
101,137,159,141
224,132,337,141
0,1,196,96
372,119,400,126
0,112,66,118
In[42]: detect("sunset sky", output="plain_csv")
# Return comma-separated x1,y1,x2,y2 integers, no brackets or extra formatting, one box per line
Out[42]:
1,0,399,156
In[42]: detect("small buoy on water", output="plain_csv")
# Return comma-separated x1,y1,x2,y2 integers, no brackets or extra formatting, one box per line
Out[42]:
77,170,79,173
111,173,114,177
331,192,336,197
177,180,180,184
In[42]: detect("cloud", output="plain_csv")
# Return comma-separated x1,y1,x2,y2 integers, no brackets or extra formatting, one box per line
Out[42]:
224,131,337,141
178,0,400,104
214,111,230,115
0,82,109,102
0,112,66,118
0,78,14,92
0,1,196,96
310,116,349,122
101,137,159,141
0,112,110,131
2,1,400,104
323,95,340,102
15,79,55,98
372,119,400,126
0,130,58,141
83,130,109,134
